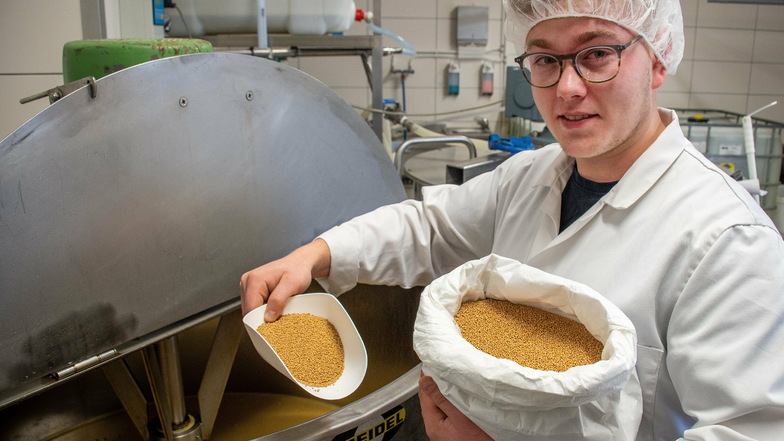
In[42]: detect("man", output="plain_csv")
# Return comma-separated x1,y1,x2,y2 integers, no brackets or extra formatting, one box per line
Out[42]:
241,0,784,439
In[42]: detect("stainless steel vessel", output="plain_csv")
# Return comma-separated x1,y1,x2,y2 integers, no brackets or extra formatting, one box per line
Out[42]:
0,53,425,440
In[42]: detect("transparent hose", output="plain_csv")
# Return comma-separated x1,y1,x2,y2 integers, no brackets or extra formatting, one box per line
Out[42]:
367,22,416,57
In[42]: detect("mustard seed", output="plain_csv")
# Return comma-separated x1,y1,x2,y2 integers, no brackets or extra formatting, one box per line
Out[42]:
257,313,344,387
454,299,603,372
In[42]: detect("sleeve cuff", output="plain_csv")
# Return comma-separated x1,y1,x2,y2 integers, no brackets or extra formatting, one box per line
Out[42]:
316,225,360,295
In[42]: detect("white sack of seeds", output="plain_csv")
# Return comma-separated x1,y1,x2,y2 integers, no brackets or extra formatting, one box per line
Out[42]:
414,254,641,441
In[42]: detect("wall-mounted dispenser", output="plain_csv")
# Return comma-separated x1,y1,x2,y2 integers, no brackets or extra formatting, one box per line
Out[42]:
456,6,488,59
447,62,460,96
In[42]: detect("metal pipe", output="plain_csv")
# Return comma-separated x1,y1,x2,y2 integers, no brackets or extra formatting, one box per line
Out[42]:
156,337,188,427
372,0,384,140
360,53,373,92
394,136,477,174
212,47,403,58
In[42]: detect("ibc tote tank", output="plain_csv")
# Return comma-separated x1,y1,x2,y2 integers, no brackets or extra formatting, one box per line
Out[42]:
169,0,360,36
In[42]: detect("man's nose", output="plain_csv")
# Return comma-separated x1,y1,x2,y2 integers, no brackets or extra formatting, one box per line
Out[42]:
556,61,586,96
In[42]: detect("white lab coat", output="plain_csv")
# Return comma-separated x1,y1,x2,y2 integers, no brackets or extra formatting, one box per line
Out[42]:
318,109,784,440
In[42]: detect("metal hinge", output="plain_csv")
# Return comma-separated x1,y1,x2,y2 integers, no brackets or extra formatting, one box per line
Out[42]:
52,348,118,380
20,76,97,105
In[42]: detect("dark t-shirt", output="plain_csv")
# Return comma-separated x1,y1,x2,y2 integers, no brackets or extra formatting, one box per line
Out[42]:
559,166,618,233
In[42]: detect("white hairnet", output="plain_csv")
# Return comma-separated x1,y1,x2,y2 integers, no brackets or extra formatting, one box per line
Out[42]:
504,0,684,74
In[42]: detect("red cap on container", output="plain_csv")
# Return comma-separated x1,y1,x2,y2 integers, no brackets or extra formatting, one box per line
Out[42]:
355,9,365,21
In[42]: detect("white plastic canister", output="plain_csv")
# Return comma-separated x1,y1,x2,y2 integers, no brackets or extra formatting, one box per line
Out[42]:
270,0,358,34
171,0,359,36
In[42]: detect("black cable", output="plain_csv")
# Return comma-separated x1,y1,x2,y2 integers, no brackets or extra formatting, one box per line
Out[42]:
164,1,192,38
175,5,192,38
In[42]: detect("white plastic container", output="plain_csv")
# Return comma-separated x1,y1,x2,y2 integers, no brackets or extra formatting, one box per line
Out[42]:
170,0,358,36
678,110,784,211
243,293,368,400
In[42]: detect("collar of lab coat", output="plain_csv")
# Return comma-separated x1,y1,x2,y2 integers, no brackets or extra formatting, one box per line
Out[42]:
599,108,684,210
530,109,686,248
532,108,684,209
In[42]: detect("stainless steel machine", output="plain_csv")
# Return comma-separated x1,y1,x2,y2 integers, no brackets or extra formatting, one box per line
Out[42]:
0,53,426,440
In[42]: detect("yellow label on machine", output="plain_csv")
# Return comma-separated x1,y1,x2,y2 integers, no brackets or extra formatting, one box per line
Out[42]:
332,406,406,441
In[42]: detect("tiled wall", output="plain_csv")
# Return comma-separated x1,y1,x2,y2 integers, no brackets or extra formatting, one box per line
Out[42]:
286,0,510,131
1,0,783,140
289,0,784,128
660,0,784,123
0,0,83,140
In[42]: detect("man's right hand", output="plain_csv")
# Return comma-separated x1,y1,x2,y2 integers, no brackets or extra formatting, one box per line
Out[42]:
239,238,332,320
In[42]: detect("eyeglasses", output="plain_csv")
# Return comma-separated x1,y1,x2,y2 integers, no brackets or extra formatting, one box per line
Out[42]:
514,35,644,88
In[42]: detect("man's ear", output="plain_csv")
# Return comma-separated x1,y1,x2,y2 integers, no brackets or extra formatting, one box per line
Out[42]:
651,58,667,90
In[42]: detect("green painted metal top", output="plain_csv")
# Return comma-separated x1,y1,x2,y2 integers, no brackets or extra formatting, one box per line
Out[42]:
62,38,213,83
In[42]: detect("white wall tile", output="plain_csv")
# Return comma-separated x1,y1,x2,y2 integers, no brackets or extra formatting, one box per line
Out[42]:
485,18,505,56
747,95,784,124
380,1,438,19
436,17,456,52
436,87,498,119
298,56,369,88
689,93,748,115
660,60,694,94
657,91,692,109
0,75,62,139
753,31,784,64
0,0,82,73
381,17,438,53
696,0,758,30
681,0,700,28
691,61,751,94
400,89,438,119
330,87,370,109
749,63,784,95
693,28,754,62
756,5,784,31
682,27,697,61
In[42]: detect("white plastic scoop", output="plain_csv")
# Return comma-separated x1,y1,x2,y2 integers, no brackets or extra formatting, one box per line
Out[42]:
242,292,368,400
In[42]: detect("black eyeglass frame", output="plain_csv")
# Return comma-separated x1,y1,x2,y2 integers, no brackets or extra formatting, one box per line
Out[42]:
514,34,644,88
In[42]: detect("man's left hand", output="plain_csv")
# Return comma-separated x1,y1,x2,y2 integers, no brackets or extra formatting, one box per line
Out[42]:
418,373,493,441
